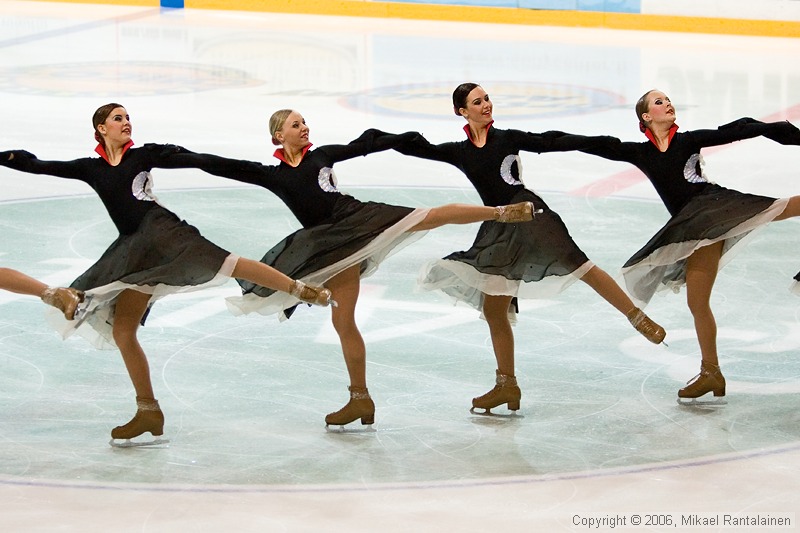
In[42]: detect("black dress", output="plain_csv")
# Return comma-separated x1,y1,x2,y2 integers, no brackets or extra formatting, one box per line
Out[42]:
163,130,431,319
580,118,800,306
1,143,234,348
394,124,615,316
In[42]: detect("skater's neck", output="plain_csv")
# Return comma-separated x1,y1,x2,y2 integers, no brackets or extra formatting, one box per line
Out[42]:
95,140,134,166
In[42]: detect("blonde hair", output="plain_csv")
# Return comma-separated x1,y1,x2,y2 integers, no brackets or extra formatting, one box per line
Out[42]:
269,109,293,146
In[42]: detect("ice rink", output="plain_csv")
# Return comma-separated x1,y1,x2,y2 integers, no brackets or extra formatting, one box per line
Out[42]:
0,1,799,531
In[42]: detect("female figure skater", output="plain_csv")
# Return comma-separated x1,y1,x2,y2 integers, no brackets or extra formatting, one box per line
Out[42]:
165,109,536,428
0,267,83,319
0,103,332,445
392,83,667,415
578,89,800,400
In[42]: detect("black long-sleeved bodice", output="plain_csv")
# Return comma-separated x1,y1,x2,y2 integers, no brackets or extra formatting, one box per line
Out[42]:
395,126,615,206
578,118,800,215
1,143,195,235
1,129,415,233
163,129,416,228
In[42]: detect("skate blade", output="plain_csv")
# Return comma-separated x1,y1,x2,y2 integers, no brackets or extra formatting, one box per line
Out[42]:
470,407,524,418
677,397,727,407
325,424,376,434
109,436,170,448
72,294,94,326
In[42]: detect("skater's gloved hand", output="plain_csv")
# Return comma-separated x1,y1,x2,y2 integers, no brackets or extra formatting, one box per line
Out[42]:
0,150,35,165
718,117,760,129
398,131,422,142
764,120,800,145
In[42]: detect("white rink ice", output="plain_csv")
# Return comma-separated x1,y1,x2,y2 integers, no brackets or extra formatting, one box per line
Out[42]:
0,1,799,531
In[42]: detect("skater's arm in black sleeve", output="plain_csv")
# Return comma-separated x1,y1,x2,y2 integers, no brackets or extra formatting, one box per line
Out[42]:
512,129,621,154
151,144,276,187
392,133,460,165
318,129,421,163
0,149,89,181
708,118,800,146
576,136,641,164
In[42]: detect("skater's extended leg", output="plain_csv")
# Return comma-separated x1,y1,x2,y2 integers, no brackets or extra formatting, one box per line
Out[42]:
0,267,84,320
409,201,534,231
233,257,332,306
772,195,800,221
772,197,800,287
679,242,726,399
0,267,47,295
472,295,521,414
580,265,666,344
324,265,374,427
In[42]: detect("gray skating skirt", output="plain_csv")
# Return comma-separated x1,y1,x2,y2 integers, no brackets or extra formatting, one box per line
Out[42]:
47,205,236,349
622,184,788,307
226,194,429,319
419,189,593,317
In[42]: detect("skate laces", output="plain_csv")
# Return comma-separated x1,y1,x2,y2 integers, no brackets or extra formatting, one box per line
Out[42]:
348,386,371,400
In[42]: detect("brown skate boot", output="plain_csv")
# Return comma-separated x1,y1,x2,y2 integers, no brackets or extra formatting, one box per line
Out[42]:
494,201,534,223
110,397,167,447
325,386,375,428
471,370,522,415
678,362,726,400
626,307,666,344
290,280,334,307
41,287,85,320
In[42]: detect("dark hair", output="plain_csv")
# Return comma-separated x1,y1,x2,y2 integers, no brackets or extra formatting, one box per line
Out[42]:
452,82,480,116
92,102,124,144
635,90,655,133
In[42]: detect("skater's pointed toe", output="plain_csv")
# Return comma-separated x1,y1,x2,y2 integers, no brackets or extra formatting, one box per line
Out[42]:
42,287,85,321
626,307,666,344
290,280,334,307
494,201,534,223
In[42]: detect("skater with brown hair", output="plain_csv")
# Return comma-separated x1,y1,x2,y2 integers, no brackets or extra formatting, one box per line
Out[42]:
388,82,667,415
0,103,332,445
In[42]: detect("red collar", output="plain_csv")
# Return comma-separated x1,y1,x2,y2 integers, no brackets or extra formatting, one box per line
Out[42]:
644,123,679,147
463,121,493,145
273,143,313,164
95,140,134,163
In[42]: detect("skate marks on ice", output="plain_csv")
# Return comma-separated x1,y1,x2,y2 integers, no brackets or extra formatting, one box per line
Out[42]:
0,189,798,485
